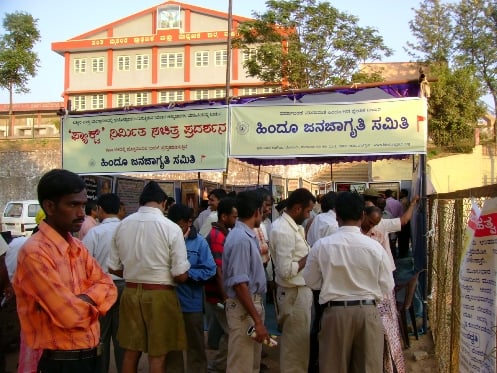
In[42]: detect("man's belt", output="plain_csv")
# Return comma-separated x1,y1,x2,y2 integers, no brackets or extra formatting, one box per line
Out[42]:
125,282,174,290
325,299,376,307
42,344,103,361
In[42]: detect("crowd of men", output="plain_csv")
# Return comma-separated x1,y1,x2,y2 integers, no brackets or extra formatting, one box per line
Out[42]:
0,168,419,373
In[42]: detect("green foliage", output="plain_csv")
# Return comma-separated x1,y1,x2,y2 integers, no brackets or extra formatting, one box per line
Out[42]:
406,0,454,63
0,12,41,94
453,0,497,116
234,0,392,89
428,65,486,147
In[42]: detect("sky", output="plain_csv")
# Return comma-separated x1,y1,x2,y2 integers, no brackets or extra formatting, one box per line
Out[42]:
0,0,419,104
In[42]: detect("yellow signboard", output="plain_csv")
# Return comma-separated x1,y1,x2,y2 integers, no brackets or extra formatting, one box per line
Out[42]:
62,107,228,173
230,98,427,157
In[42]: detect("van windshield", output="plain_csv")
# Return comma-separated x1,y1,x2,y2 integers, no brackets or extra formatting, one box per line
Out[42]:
4,203,23,218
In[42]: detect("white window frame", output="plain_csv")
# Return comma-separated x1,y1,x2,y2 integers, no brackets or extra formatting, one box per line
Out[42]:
136,54,150,70
194,51,209,67
160,52,184,68
214,89,224,98
73,95,86,111
135,92,150,106
159,90,184,103
117,93,131,107
74,58,87,73
91,57,104,73
214,50,227,66
117,55,130,71
242,48,257,62
242,88,258,96
91,94,104,110
194,89,209,100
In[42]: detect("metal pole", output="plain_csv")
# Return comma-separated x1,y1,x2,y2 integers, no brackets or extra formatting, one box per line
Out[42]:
224,0,233,189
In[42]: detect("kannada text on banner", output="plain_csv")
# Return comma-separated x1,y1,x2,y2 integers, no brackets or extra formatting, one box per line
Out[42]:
229,98,427,157
62,107,228,173
459,198,497,373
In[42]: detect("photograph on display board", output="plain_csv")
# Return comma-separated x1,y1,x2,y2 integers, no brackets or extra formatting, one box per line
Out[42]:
81,175,114,201
157,182,175,200
201,180,219,201
368,181,401,198
272,176,285,202
287,178,300,194
115,177,145,215
335,182,367,193
181,181,200,216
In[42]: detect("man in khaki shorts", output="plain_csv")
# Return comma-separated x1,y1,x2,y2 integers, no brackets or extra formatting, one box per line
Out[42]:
108,181,190,373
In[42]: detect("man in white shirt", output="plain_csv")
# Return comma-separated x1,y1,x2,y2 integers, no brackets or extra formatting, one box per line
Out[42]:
270,188,316,373
199,189,227,237
82,193,124,373
108,181,191,373
304,192,394,373
306,191,338,246
305,190,338,373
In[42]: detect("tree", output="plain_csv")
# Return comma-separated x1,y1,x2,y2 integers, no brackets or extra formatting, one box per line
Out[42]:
428,65,486,149
405,0,454,63
452,0,497,125
233,0,392,90
407,0,487,148
0,12,41,135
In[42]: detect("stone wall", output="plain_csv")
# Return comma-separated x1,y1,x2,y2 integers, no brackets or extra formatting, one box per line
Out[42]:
0,140,61,212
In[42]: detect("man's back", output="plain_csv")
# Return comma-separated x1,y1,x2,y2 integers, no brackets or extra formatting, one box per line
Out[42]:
308,226,394,304
111,206,189,284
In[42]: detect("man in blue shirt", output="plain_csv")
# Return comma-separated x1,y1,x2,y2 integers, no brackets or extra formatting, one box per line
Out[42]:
222,190,269,373
166,203,216,373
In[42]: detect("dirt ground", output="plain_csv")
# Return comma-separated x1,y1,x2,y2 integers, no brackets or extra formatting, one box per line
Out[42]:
6,329,438,372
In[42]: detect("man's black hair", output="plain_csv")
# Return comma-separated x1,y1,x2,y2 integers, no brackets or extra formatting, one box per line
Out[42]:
97,193,121,215
38,169,86,206
335,192,364,222
320,191,337,213
236,191,263,220
217,197,237,220
286,188,316,209
139,181,167,205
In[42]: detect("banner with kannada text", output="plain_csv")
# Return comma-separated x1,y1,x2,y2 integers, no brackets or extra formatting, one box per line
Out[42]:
62,107,228,173
229,98,427,157
459,198,497,373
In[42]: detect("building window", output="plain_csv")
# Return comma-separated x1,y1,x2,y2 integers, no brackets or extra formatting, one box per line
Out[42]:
214,50,227,66
136,54,150,70
214,89,225,98
242,48,257,62
74,58,86,73
117,93,131,107
242,88,258,96
91,57,104,73
194,89,209,100
195,51,209,67
73,96,86,111
160,53,184,68
262,87,273,94
91,94,104,110
159,90,184,103
117,56,130,71
136,92,150,106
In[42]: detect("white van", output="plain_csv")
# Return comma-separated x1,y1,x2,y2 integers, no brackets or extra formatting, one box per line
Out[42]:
2,200,41,237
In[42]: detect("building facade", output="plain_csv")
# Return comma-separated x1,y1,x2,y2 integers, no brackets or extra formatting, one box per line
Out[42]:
51,1,278,111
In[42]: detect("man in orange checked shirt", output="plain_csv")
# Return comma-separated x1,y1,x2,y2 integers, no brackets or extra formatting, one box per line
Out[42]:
13,169,117,373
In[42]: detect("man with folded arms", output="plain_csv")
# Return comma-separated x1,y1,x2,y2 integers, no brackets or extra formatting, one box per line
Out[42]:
13,169,117,373
303,192,394,373
108,181,190,373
